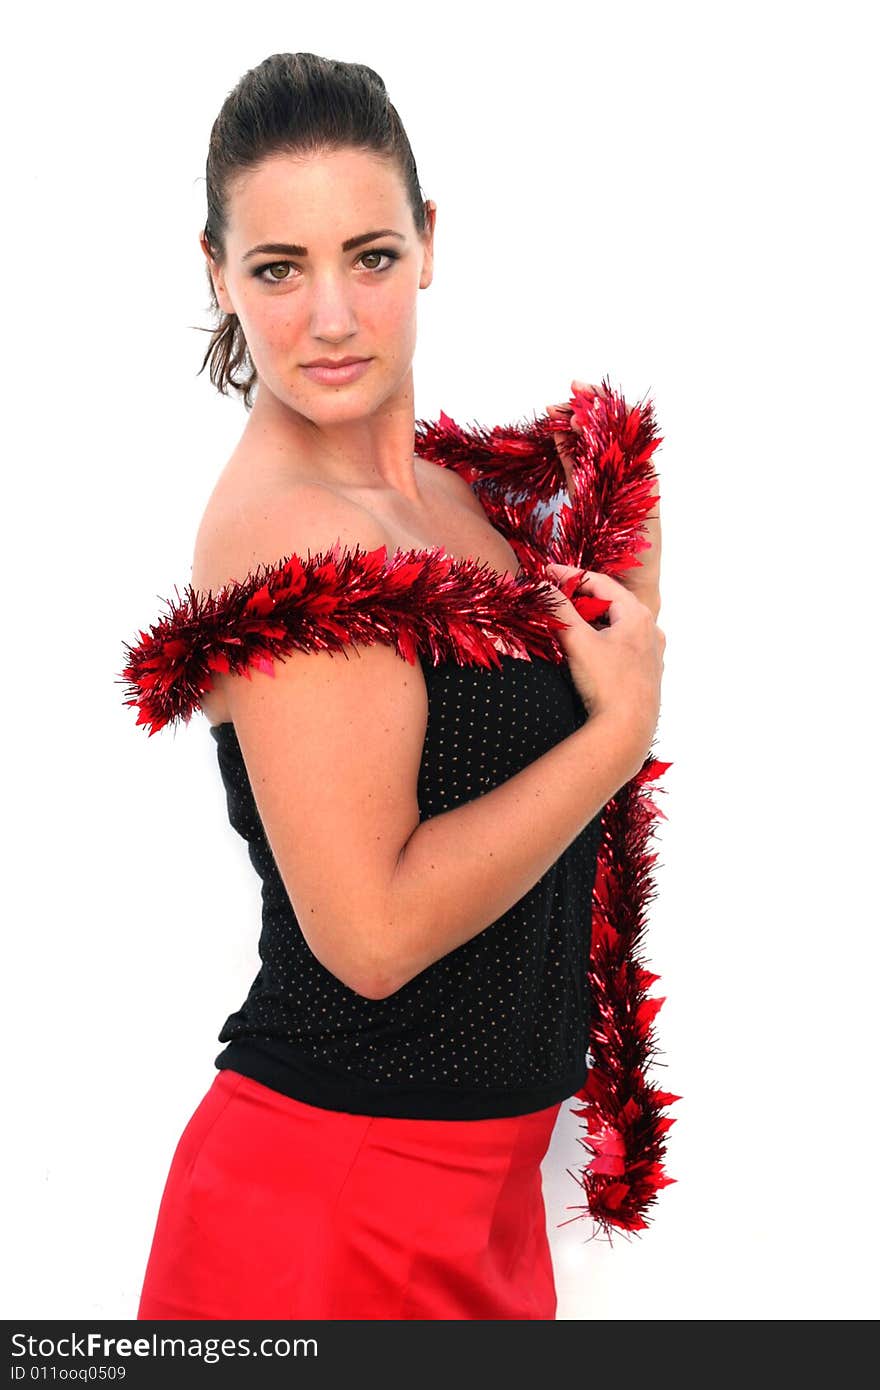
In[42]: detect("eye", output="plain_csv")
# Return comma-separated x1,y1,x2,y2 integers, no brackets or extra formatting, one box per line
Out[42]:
253,248,400,285
257,262,296,285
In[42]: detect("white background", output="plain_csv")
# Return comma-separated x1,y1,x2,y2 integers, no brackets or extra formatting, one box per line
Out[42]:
3,0,876,1321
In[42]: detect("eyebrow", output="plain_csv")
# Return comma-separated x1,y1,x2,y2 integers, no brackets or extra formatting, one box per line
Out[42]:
242,229,406,261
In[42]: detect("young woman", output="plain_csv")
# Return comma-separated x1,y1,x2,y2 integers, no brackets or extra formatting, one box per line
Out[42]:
128,51,665,1320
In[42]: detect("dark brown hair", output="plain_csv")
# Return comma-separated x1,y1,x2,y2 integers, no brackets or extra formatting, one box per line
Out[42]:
196,52,430,410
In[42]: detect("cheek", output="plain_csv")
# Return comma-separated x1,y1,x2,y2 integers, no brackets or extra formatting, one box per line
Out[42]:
244,299,303,354
372,290,418,351
386,279,419,325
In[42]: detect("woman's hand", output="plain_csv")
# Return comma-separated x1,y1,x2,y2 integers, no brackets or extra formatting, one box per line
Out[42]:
543,562,665,779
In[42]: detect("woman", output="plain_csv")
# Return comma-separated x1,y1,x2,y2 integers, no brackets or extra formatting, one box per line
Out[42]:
126,51,665,1320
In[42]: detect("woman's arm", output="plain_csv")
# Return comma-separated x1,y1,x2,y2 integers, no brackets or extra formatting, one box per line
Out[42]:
211,488,641,1002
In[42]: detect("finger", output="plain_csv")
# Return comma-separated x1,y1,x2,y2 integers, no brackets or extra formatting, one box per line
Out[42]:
575,569,644,618
549,427,577,465
570,380,604,405
561,565,636,603
545,562,590,582
576,568,630,594
545,565,612,627
548,401,582,439
544,563,592,597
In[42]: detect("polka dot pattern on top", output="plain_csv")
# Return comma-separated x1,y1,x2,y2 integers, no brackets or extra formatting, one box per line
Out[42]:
209,651,604,1120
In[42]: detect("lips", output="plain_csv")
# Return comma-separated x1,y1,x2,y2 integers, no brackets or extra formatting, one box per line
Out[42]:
303,356,368,367
300,358,373,386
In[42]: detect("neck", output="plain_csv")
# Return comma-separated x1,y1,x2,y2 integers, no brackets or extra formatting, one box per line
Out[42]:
232,371,422,502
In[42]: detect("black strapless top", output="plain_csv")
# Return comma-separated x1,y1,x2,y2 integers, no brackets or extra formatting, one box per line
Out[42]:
208,650,603,1119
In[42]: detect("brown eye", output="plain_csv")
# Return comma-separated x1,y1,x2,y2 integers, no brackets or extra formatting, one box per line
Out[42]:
252,261,296,285
358,249,399,272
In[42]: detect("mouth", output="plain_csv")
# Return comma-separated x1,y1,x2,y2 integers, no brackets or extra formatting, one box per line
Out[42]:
300,358,373,385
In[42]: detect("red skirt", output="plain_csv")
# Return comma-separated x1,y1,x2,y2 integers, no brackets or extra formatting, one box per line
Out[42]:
137,1069,561,1320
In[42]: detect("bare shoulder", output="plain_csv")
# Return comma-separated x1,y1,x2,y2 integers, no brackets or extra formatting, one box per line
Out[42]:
191,480,398,730
191,479,392,598
421,458,486,520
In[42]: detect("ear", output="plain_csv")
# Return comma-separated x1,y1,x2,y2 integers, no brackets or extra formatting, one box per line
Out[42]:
199,231,235,315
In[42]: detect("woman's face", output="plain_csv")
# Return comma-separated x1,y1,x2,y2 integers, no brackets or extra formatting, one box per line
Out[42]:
203,148,435,423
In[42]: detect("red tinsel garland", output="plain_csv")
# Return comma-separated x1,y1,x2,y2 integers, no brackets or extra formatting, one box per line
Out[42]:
117,378,677,1240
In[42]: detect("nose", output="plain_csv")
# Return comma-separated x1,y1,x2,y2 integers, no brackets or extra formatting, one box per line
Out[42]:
307,271,359,341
